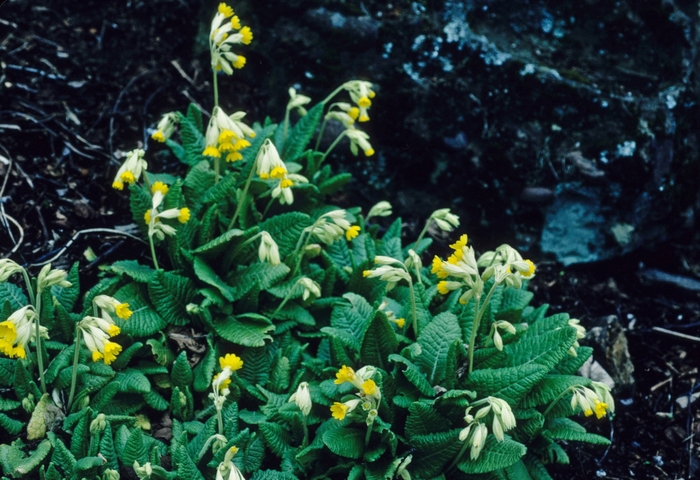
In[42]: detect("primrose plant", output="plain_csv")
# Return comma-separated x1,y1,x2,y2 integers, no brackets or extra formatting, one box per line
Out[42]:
0,3,614,479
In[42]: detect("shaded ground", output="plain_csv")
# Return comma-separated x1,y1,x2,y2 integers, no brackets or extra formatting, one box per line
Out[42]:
1,1,699,478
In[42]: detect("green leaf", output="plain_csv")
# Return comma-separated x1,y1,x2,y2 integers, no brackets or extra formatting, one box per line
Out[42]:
388,354,435,397
416,312,461,384
115,368,151,394
0,414,23,435
323,427,364,459
27,393,50,440
45,344,74,384
143,388,169,411
269,356,290,393
318,172,352,196
0,283,28,310
229,263,291,293
193,257,235,301
212,313,275,347
147,338,176,367
283,102,324,161
523,313,570,339
360,311,398,371
69,407,90,458
51,262,80,311
457,436,526,474
91,381,120,411
464,365,549,406
520,375,591,409
184,160,216,206
129,183,152,237
187,103,204,133
193,338,217,392
545,418,611,445
0,358,13,387
193,228,246,259
113,282,167,337
394,284,432,333
410,429,462,478
177,111,207,166
110,341,144,370
72,456,104,477
48,431,76,472
14,361,41,401
259,422,295,458
12,439,51,477
257,212,312,258
110,260,156,283
148,271,195,326
174,444,206,480
502,327,577,371
405,402,451,439
553,346,593,375
329,293,375,346
523,454,554,480
171,351,193,390
122,427,149,465
239,348,271,387
351,233,376,265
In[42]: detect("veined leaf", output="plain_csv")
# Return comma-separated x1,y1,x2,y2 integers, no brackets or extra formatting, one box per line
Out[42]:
416,312,461,384
229,263,291,292
177,111,207,166
193,228,246,259
360,311,398,371
405,402,451,439
410,429,462,478
113,282,167,337
388,354,435,397
239,347,271,387
553,346,593,375
0,413,23,435
329,293,375,347
318,172,352,196
283,102,324,161
323,427,364,459
129,183,152,238
110,260,156,283
171,351,193,390
463,364,549,406
259,422,295,458
521,374,591,409
257,212,311,258
148,271,195,326
115,368,151,394
213,314,274,347
184,160,216,206
51,262,80,311
12,439,51,477
377,237,402,262
457,436,526,474
0,283,28,311
193,257,235,301
544,418,611,445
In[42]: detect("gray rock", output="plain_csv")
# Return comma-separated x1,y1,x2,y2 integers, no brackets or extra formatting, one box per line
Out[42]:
585,315,635,395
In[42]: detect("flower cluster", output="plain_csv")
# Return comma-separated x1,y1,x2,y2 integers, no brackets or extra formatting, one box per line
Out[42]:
203,107,256,162
209,2,252,75
571,382,614,419
363,256,412,292
212,353,244,397
112,149,147,190
378,299,406,329
144,182,190,240
258,232,281,266
342,80,375,123
306,210,360,245
331,365,381,425
0,306,44,359
151,112,179,143
77,294,132,365
459,397,516,460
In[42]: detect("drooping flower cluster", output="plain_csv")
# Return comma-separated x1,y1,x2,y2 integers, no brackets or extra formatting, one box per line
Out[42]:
151,112,179,143
258,232,281,266
209,2,252,75
378,299,406,330
203,107,256,162
459,397,516,460
571,382,614,419
144,182,190,240
212,353,244,397
0,306,45,359
342,80,375,122
330,365,382,425
306,210,360,245
112,149,147,190
363,256,411,291
78,294,132,365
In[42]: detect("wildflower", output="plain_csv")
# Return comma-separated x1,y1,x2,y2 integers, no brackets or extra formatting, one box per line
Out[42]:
362,379,377,396
289,382,312,416
287,88,312,116
571,386,611,419
151,112,178,143
334,365,358,385
469,423,488,460
378,299,405,329
210,3,252,75
79,321,122,364
0,306,44,359
258,232,281,265
330,399,360,420
145,190,190,240
345,225,361,241
133,461,153,480
216,445,246,480
220,353,244,371
364,264,411,291
212,372,231,392
299,277,321,301
343,80,376,122
404,249,422,276
366,201,392,221
391,455,413,480
345,128,375,156
306,210,356,245
489,320,516,351
271,173,308,205
94,295,132,320
255,139,287,180
151,181,169,195
112,149,147,190
431,208,460,232
36,264,71,291
203,107,255,159
0,259,23,282
568,318,586,356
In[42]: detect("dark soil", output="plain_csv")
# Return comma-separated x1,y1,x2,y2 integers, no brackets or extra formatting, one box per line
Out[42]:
1,1,699,479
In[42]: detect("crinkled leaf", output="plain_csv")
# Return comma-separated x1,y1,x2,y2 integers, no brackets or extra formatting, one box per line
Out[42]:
148,271,195,326
113,282,167,336
457,436,526,474
415,312,461,384
213,314,274,347
110,260,156,283
322,427,364,459
464,364,549,406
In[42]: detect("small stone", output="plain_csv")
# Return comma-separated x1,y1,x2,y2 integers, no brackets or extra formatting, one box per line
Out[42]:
585,315,635,395
676,392,700,409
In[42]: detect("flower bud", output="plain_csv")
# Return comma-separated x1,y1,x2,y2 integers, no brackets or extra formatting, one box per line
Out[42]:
289,382,312,416
366,201,392,220
133,461,152,480
90,413,107,435
0,259,23,282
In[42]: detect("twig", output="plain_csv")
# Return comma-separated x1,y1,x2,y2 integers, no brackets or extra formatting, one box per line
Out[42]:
652,327,700,343
0,214,24,257
109,70,154,160
171,60,196,86
28,228,147,267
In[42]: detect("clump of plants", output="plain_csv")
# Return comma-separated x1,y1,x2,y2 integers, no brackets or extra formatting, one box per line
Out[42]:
0,3,613,479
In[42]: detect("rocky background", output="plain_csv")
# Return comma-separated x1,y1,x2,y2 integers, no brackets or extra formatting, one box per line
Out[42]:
1,0,699,478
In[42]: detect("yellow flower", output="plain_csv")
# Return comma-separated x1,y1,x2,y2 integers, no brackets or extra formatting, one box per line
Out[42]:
362,379,377,396
584,408,593,417
203,146,221,158
220,353,244,371
144,210,151,224
437,281,450,295
522,260,536,277
218,3,233,17
393,318,406,329
357,96,371,108
115,303,132,320
450,234,468,251
112,180,124,190
330,402,349,420
346,225,361,241
431,256,449,279
151,181,169,195
103,341,122,364
334,365,356,385
107,324,121,336
178,208,191,224
120,171,135,184
226,152,243,162
348,107,359,120
362,270,372,277
213,372,232,392
239,26,253,45
280,178,294,189
594,400,608,419
231,16,241,29
151,131,165,142
233,56,246,69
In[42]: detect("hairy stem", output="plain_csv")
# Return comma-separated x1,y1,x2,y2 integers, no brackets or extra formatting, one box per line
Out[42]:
272,278,304,318
467,282,500,375
543,386,578,418
319,131,347,165
447,440,470,472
